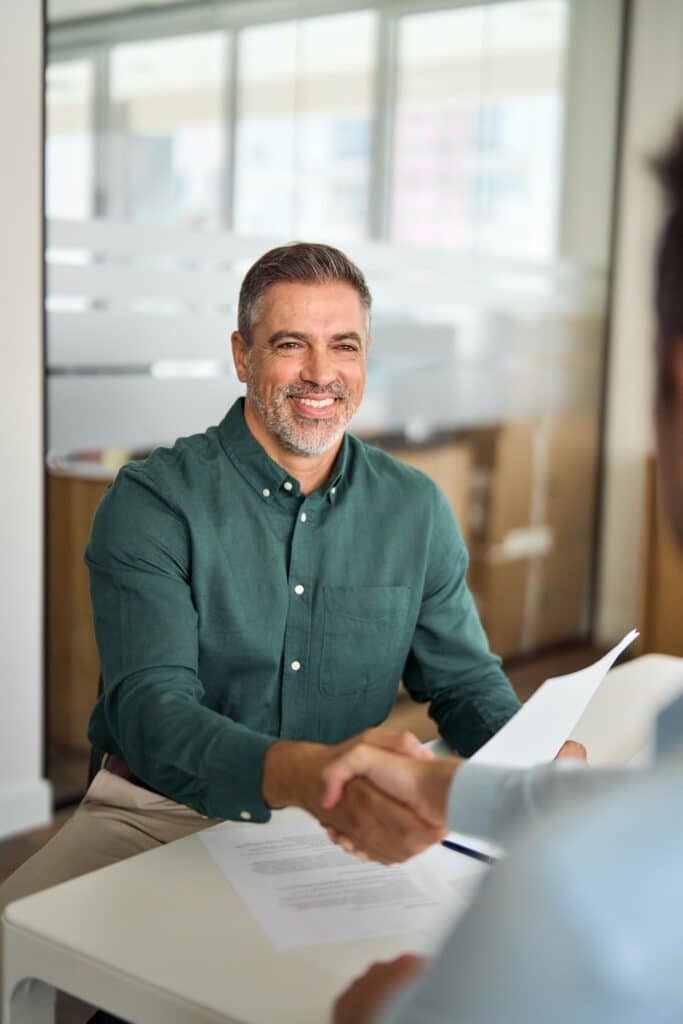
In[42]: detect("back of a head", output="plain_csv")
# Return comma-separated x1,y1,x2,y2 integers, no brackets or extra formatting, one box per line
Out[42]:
652,124,683,542
654,123,683,390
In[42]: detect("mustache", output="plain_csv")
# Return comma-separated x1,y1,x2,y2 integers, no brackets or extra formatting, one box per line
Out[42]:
282,382,349,400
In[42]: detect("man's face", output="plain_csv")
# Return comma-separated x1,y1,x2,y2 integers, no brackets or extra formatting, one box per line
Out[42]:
232,280,368,458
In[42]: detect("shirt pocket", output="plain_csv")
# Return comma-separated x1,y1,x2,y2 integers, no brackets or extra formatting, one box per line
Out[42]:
319,585,412,697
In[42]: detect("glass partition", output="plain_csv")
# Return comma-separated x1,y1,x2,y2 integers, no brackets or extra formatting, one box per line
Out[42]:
109,32,227,226
234,10,376,239
392,1,567,259
46,58,95,219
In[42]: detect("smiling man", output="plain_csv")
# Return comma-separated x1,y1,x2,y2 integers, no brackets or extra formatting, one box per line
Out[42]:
0,245,523,1008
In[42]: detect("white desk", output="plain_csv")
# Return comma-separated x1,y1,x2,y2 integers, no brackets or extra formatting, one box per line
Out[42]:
569,653,683,762
4,653,683,1024
1,808,483,1024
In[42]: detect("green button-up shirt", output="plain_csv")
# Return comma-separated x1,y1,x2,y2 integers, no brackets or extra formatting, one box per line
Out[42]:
86,398,521,822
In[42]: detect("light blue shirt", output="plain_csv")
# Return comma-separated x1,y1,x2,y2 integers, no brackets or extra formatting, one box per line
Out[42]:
381,695,683,1023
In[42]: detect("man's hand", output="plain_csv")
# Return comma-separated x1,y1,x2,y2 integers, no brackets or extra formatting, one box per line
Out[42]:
321,744,462,827
319,740,588,856
262,728,445,864
555,740,588,761
333,955,427,1024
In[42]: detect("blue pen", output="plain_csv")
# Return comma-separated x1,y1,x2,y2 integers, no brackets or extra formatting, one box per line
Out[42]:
441,839,497,865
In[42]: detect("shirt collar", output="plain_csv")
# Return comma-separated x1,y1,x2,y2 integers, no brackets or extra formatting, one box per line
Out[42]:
217,398,349,504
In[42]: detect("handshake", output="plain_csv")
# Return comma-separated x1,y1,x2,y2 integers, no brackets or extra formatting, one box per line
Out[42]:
262,727,587,864
263,727,461,864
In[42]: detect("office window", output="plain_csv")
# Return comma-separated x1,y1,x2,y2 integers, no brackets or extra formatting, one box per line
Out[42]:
233,11,376,240
46,59,95,219
392,1,568,260
109,33,227,227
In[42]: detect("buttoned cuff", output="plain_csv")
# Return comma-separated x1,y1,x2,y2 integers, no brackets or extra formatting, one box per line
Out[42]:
205,725,278,823
446,762,512,841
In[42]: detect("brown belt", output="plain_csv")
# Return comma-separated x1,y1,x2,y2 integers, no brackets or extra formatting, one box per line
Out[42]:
104,753,160,795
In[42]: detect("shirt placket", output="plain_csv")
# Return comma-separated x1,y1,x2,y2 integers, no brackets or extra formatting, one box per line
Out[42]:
280,488,318,738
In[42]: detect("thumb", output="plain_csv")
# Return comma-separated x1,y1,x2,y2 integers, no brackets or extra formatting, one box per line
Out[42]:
321,745,386,809
555,740,587,762
363,728,434,760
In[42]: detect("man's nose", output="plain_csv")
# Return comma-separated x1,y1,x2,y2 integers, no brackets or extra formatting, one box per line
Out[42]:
300,347,336,388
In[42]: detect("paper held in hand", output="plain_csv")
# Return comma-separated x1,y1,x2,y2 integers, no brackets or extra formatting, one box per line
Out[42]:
472,628,639,768
444,628,639,857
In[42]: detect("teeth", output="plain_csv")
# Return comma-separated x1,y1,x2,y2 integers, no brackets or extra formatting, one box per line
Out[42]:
296,398,335,408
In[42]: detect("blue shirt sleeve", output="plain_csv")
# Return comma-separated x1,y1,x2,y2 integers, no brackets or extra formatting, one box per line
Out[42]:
379,759,678,1024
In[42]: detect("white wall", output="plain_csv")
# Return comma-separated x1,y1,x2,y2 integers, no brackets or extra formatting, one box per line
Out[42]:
0,0,52,839
596,0,683,644
559,0,624,268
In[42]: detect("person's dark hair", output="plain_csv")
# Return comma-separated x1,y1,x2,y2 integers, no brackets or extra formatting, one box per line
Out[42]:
653,123,683,399
237,242,372,345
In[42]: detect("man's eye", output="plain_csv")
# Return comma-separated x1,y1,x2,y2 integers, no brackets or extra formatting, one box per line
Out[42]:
336,344,359,352
278,341,301,350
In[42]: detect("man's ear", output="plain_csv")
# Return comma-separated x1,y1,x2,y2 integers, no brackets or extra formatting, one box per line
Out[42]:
231,330,249,383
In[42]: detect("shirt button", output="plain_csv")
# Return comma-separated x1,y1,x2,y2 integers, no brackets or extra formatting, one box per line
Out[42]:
262,488,270,498
239,810,252,821
294,584,304,595
331,487,336,495
283,481,293,492
291,660,301,671
300,512,307,523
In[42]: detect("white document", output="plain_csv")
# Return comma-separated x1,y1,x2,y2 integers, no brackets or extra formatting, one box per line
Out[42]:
200,814,476,950
471,628,639,768
445,629,639,858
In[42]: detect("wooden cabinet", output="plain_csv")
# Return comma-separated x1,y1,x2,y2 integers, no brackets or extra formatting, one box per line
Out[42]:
47,472,109,754
386,439,471,545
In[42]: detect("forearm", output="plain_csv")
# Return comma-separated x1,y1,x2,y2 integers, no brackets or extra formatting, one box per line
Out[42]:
428,664,521,756
447,760,632,844
99,666,277,821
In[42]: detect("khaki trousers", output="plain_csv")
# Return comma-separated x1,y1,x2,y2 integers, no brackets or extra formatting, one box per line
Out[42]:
0,769,222,1023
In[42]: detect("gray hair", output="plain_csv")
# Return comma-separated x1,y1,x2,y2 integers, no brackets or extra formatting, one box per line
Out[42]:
237,242,372,345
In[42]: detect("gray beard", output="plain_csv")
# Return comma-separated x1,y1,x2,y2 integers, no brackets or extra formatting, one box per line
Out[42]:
246,375,353,456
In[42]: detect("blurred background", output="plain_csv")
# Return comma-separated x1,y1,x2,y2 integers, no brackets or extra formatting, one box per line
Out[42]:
3,1,683,828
